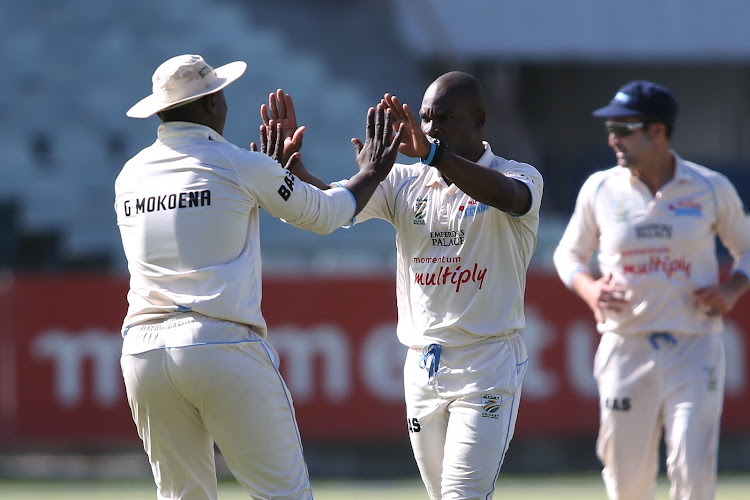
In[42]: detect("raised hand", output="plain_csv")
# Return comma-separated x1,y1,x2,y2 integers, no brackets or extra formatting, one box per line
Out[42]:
251,121,301,173
260,89,305,163
382,93,431,158
339,104,405,215
352,104,404,181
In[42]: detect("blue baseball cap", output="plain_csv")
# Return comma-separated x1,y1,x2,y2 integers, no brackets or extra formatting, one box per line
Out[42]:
592,80,678,123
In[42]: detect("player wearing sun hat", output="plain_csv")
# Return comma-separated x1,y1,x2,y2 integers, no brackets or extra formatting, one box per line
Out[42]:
126,54,247,118
117,54,403,500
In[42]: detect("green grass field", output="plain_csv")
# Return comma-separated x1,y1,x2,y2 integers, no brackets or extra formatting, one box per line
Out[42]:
1,473,749,499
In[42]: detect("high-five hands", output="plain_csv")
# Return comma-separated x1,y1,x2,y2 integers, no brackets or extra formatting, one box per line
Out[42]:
250,89,305,165
337,104,405,215
380,93,431,159
250,107,301,173
351,104,404,181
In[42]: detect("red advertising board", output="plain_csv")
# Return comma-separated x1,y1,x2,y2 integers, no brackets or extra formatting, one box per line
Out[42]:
0,272,748,448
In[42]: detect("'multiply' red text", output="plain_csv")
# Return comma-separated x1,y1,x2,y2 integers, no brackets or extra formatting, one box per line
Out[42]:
414,263,487,292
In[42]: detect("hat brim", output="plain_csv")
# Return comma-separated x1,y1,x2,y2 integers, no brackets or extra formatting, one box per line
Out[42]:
126,60,247,118
592,103,642,119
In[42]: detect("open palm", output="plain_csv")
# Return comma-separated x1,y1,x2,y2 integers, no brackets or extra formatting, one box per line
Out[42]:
260,89,305,163
383,93,431,158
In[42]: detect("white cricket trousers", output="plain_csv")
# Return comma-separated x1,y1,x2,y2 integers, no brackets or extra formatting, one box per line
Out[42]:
404,332,528,500
120,314,313,500
594,331,725,500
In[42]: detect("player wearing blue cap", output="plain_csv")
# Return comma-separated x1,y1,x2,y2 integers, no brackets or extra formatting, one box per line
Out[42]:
554,80,750,500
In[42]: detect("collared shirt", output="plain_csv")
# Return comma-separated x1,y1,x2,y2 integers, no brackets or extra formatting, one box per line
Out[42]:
355,142,543,348
115,122,356,348
553,151,750,336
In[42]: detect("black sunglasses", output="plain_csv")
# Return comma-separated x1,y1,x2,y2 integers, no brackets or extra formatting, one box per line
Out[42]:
604,120,648,137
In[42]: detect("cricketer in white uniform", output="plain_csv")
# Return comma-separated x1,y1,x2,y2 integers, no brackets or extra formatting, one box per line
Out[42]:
355,74,543,500
116,54,402,500
554,80,750,500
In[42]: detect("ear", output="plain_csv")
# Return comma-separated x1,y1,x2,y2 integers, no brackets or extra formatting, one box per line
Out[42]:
204,93,218,114
476,109,486,128
648,122,666,140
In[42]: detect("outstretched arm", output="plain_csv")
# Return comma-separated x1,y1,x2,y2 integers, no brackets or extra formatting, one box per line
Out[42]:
252,101,403,213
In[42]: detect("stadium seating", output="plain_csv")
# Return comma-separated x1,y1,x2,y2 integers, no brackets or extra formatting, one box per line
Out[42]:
1,0,401,272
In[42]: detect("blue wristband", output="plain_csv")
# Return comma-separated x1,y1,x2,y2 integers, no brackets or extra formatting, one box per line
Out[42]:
422,142,437,165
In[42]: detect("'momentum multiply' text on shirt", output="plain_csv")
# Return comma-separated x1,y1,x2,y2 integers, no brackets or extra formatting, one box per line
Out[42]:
413,262,487,292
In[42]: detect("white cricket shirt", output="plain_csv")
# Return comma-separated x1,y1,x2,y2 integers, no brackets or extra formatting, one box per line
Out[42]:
355,142,543,348
553,152,750,336
115,122,356,347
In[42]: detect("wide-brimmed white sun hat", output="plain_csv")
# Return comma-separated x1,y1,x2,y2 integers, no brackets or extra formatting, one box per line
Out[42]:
126,54,247,118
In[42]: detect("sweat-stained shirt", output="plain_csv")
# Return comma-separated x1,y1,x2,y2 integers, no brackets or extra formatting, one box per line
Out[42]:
353,142,544,348
115,122,356,352
553,151,750,337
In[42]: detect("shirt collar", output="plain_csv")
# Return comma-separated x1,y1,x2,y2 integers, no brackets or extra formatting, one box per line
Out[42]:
157,121,228,143
670,150,691,182
622,149,691,183
423,141,492,187
476,141,494,167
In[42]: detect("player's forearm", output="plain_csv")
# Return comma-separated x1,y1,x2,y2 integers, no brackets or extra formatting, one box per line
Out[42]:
289,160,331,191
337,169,383,215
436,153,531,215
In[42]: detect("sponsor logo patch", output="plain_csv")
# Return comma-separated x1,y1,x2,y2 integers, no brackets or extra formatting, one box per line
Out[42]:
613,199,629,222
414,263,487,292
458,199,489,218
430,230,465,246
481,394,503,419
669,199,702,217
635,223,673,239
621,254,692,278
413,197,428,225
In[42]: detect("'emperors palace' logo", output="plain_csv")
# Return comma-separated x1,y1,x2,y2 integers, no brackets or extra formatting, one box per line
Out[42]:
413,197,428,225
481,394,503,419
669,198,702,217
